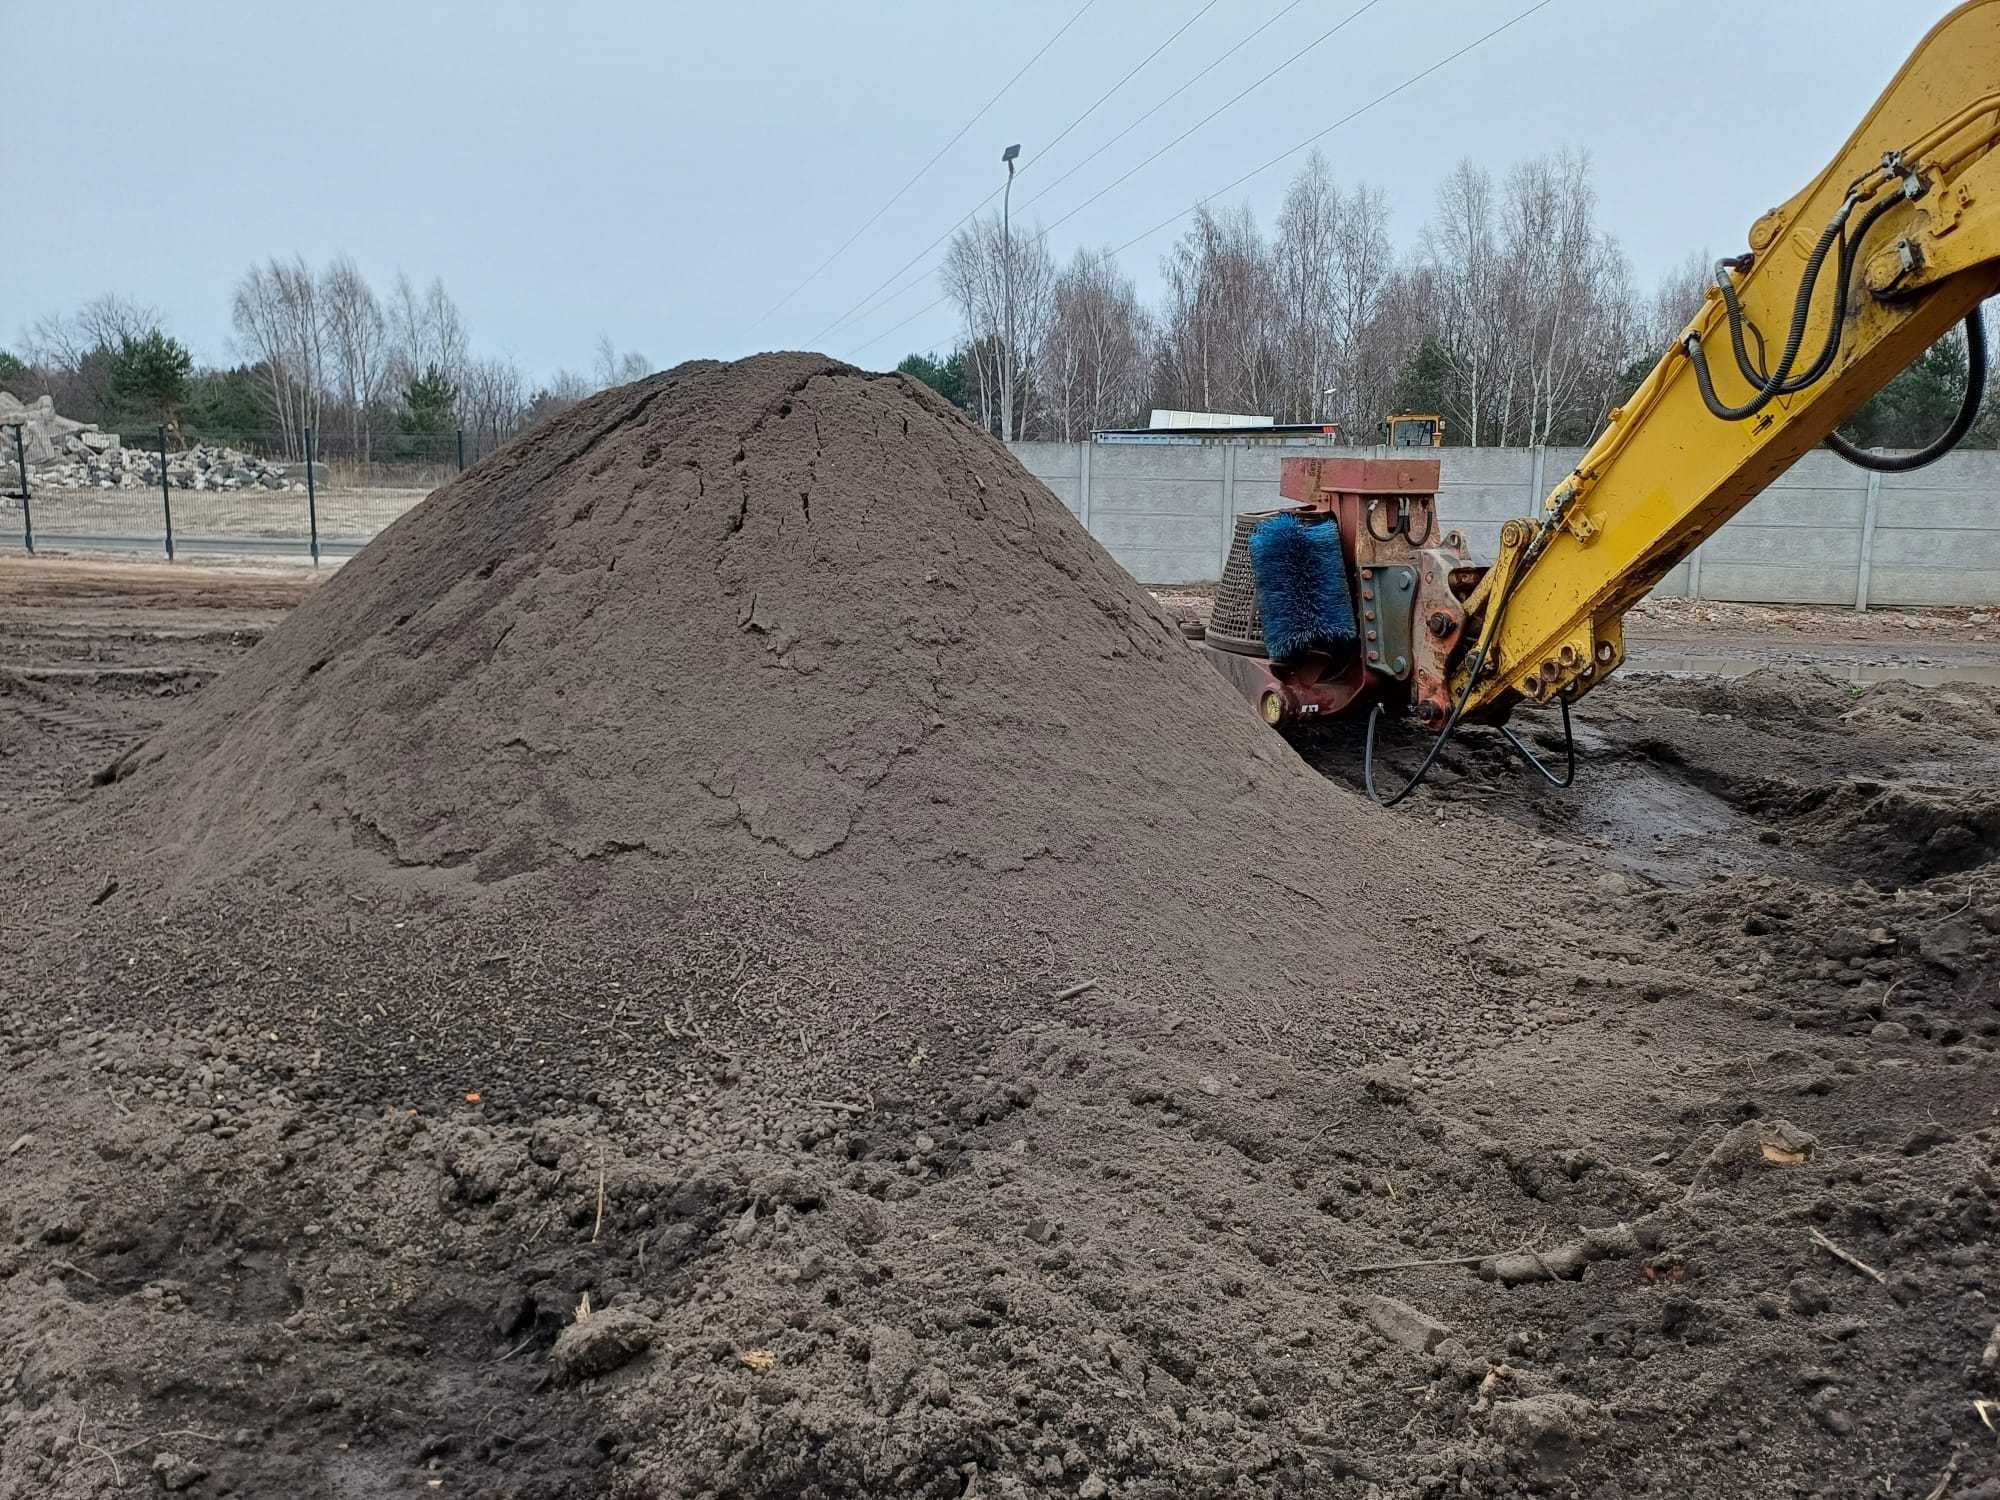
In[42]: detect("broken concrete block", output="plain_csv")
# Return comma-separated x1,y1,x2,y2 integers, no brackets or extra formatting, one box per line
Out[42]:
1365,1294,1451,1353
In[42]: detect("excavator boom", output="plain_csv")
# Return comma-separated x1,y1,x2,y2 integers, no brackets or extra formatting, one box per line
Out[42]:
1455,0,2000,720
1197,1,2000,798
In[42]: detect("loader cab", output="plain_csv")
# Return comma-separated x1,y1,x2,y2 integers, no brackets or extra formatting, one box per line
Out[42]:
1384,413,1444,449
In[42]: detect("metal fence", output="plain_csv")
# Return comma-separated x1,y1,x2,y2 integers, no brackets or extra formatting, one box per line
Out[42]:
0,424,499,565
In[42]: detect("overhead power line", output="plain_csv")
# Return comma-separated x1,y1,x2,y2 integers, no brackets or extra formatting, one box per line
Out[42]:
1026,0,1230,190
1104,0,1561,259
809,0,1227,346
838,0,1386,354
743,0,1098,338
1016,0,1313,217
849,0,1561,358
1029,0,1387,236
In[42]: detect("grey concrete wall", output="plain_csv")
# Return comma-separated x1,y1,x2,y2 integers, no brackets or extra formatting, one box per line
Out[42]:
1008,440,2000,607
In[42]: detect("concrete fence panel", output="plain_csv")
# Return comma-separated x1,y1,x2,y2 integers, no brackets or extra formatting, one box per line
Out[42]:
1011,441,1083,518
1010,438,2000,608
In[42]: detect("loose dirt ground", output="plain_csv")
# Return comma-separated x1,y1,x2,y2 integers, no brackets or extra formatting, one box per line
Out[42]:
2,541,1998,1499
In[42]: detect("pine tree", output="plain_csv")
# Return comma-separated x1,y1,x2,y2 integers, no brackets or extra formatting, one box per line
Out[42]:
110,329,194,433
1836,328,1972,450
896,350,972,411
400,364,458,437
1389,338,1450,426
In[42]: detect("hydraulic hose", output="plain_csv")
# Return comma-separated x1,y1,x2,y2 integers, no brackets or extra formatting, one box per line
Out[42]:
1826,309,1987,472
1695,176,1985,472
1714,192,1908,398
1364,560,1532,806
1685,203,1853,421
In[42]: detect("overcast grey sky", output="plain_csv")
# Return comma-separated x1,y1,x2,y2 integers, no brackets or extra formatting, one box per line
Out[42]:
9,1,1948,383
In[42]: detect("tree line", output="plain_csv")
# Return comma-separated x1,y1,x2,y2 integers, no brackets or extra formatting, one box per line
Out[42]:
909,149,1999,452
9,148,1986,466
3,263,649,465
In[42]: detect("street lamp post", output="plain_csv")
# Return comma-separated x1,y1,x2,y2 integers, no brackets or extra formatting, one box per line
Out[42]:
1001,142,1020,441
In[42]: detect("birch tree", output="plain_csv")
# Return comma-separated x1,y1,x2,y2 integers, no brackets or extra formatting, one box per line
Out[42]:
591,335,650,390
230,256,326,457
321,255,388,462
1328,184,1395,434
942,213,1056,439
1423,160,1503,445
1272,153,1340,423
387,272,468,390
1154,204,1279,416
1036,248,1152,440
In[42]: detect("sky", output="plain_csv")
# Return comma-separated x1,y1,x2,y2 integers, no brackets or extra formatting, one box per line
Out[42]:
7,0,1949,385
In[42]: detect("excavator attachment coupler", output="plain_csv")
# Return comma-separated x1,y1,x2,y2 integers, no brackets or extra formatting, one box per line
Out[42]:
1195,456,1480,731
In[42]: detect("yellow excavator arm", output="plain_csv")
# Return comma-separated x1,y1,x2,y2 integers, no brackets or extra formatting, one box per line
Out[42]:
1455,0,2000,720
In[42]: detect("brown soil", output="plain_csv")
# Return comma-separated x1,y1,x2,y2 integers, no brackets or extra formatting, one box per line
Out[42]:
0,556,322,614
2,359,1998,1500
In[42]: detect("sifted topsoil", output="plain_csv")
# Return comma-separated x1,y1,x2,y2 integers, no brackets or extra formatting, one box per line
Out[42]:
84,352,1472,1087
1,357,1996,1500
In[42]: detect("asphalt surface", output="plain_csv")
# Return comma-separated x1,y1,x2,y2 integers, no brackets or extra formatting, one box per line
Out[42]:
8,534,365,562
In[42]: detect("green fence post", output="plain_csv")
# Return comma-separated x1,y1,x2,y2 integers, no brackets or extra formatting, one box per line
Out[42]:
306,426,320,567
9,425,29,554
159,426,175,562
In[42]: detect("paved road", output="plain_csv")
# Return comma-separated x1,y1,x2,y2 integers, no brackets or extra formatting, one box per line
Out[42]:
15,533,369,561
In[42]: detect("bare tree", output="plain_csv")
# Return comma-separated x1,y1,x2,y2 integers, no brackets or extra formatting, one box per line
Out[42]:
1499,151,1592,444
1423,159,1504,445
1154,204,1279,416
231,256,326,457
590,335,650,391
1642,249,1714,352
23,294,160,423
458,355,528,456
943,212,1056,439
1036,248,1152,440
387,272,468,390
321,255,389,463
1411,153,1643,447
1497,152,1642,444
523,367,595,428
1272,153,1340,423
1327,184,1396,435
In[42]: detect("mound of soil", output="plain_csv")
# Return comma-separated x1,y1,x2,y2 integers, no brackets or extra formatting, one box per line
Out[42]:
78,353,1463,1091
0,355,1501,1497
4,360,1997,1500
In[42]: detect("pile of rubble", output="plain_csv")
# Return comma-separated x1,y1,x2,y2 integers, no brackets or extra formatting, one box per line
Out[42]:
34,440,300,494
0,391,88,464
0,392,300,493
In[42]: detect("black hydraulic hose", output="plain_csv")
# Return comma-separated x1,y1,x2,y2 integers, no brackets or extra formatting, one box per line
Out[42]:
1362,639,1488,807
1827,309,1987,472
1496,694,1576,788
1717,192,1907,397
1686,204,1853,421
1364,565,1529,806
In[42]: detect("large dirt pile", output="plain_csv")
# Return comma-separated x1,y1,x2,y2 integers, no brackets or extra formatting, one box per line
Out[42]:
0,355,1521,1499
73,352,1474,1097
8,361,1993,1500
